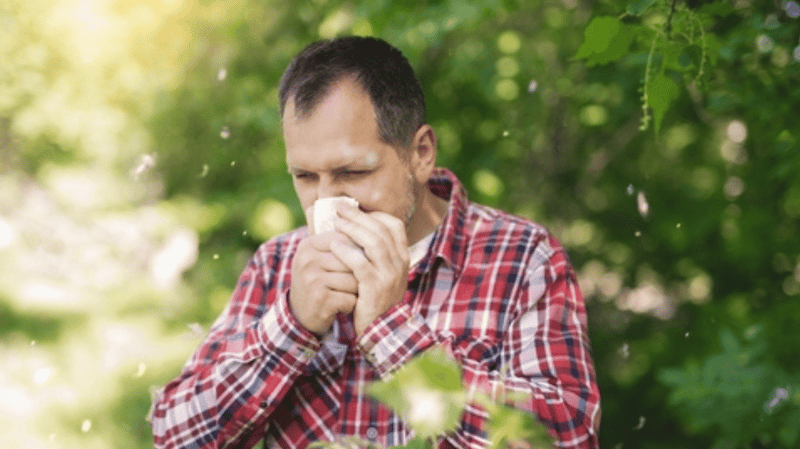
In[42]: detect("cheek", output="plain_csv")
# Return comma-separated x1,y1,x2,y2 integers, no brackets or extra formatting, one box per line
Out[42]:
368,189,385,203
359,175,411,215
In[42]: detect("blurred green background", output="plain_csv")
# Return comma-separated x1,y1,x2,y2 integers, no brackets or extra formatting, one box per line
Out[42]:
2,0,800,447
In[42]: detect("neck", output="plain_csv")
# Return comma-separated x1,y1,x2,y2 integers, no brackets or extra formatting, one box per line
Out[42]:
407,184,449,246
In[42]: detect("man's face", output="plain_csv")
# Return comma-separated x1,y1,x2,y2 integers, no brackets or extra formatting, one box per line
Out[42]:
283,78,417,232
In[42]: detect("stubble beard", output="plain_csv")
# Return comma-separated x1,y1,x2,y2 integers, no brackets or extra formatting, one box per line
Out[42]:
403,173,417,226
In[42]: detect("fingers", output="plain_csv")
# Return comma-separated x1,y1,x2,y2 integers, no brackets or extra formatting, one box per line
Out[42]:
315,251,353,273
324,271,358,294
324,290,358,314
291,233,359,335
299,289,357,334
333,205,409,269
370,211,409,261
330,239,372,278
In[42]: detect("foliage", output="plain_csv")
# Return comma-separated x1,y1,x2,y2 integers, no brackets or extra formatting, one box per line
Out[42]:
365,347,554,449
2,0,800,448
368,347,467,441
658,326,800,448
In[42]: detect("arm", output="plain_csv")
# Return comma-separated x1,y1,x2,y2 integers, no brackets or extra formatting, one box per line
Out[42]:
455,234,601,448
150,239,322,449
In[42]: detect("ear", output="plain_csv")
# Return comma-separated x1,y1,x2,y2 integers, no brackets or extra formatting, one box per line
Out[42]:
408,124,438,184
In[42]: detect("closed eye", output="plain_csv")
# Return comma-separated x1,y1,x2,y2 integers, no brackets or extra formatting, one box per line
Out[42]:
339,169,370,178
290,171,317,181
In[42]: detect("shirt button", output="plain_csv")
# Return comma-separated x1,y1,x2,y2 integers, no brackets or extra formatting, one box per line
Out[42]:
260,400,268,409
366,426,378,441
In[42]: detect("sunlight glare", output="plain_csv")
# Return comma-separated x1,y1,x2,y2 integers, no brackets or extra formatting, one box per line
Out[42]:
0,218,17,249
150,229,199,289
33,367,54,385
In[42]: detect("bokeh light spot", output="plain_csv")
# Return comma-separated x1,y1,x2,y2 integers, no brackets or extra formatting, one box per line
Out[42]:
495,79,519,101
350,17,374,37
497,30,521,54
724,176,746,200
318,9,352,38
250,199,294,240
756,34,774,53
580,104,608,126
472,169,504,198
495,56,519,77
544,7,565,28
785,1,800,18
726,120,747,143
688,274,713,303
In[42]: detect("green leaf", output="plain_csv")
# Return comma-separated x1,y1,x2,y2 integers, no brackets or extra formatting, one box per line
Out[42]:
573,16,634,66
627,0,658,16
720,328,740,355
699,0,737,17
395,436,433,449
646,73,680,134
486,403,556,449
412,349,464,391
367,347,466,439
679,45,703,69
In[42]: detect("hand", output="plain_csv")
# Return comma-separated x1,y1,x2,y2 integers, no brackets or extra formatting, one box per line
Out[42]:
330,203,410,336
289,209,359,336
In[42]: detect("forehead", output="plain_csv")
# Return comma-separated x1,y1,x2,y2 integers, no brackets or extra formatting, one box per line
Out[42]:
286,146,381,171
283,79,388,168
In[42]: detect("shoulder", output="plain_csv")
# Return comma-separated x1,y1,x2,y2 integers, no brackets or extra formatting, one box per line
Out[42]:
464,203,548,244
461,203,568,266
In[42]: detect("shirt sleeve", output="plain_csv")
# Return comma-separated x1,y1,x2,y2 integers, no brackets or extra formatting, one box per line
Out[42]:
357,302,437,378
450,234,601,449
150,241,321,449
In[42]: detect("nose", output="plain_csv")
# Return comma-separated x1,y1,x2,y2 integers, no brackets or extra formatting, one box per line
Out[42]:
316,175,346,200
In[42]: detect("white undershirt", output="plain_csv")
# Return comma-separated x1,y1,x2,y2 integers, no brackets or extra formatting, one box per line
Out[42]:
408,232,435,269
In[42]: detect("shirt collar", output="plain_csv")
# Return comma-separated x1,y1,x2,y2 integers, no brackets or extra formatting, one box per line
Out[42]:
420,167,470,273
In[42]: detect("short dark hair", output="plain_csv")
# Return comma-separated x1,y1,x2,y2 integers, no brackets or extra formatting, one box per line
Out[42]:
278,36,426,150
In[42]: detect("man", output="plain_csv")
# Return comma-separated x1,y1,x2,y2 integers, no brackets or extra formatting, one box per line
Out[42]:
151,36,600,448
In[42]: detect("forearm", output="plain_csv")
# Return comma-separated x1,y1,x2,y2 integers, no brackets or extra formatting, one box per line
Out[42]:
151,292,321,448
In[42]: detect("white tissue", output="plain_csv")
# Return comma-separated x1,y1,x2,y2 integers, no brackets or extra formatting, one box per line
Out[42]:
313,196,358,234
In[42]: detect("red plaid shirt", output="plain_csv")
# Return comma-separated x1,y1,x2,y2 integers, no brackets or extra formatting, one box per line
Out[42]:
151,168,600,448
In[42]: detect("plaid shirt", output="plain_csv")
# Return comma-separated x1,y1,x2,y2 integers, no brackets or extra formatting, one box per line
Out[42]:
151,168,600,449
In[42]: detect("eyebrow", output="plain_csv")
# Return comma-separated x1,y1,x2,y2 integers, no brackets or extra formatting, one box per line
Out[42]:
286,159,380,175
